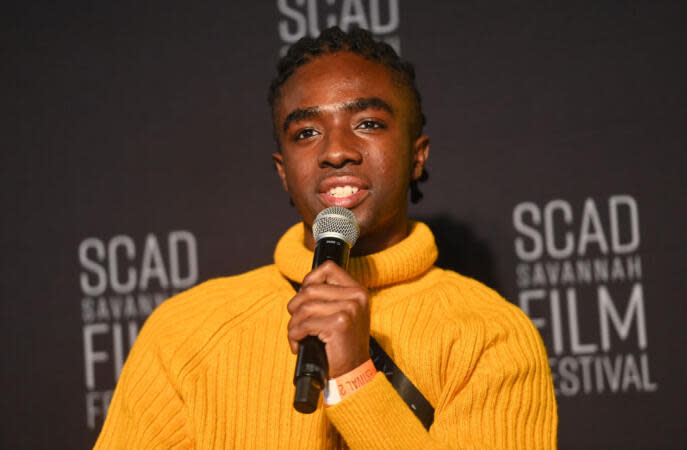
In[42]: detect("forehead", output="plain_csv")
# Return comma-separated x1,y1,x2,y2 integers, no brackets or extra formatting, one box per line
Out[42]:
275,52,410,118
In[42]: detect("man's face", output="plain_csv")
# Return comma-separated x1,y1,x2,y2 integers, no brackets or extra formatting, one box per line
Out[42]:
272,52,429,255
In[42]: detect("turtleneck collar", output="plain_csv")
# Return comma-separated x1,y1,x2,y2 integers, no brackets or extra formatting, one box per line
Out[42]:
274,221,438,288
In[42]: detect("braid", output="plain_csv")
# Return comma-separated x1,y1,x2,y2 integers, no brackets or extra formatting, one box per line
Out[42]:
269,26,428,203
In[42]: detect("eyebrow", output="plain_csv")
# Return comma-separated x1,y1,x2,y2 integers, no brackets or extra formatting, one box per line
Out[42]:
282,97,394,132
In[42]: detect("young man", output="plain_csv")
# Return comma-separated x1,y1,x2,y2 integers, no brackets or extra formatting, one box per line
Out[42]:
96,27,557,449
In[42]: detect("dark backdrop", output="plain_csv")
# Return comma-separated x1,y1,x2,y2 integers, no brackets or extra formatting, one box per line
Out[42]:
3,1,686,448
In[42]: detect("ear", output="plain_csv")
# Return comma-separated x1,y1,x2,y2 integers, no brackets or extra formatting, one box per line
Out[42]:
272,152,289,192
410,135,430,181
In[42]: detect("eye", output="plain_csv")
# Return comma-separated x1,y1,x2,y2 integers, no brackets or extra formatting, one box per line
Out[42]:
294,128,320,141
356,120,386,130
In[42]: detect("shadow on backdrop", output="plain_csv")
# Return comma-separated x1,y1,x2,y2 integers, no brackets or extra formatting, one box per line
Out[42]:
419,215,501,293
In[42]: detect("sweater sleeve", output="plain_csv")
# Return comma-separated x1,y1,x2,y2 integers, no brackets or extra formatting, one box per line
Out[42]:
93,315,194,449
325,305,558,449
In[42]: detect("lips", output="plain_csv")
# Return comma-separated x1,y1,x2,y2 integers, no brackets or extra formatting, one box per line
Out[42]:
318,175,370,209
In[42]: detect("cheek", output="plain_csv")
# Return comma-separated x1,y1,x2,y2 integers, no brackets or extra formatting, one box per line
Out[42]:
375,147,413,188
283,157,318,203
285,166,309,193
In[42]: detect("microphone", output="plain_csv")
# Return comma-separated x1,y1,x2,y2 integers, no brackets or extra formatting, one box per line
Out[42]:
293,206,360,414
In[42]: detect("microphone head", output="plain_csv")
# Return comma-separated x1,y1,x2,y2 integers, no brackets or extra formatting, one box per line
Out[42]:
312,206,360,247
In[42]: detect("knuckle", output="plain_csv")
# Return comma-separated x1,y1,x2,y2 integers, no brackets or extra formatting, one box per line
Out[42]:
302,271,316,284
345,300,361,316
353,288,368,306
334,311,351,328
298,301,314,316
301,284,315,296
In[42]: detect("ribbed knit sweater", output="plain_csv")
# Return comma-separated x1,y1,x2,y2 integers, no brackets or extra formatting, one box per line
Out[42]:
95,222,557,449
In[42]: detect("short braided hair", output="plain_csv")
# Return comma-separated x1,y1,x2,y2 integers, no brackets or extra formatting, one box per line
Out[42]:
268,26,428,203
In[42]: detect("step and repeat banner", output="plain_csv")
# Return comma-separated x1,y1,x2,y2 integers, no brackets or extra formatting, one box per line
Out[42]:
3,1,686,449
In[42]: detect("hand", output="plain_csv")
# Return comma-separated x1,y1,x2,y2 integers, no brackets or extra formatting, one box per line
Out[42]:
287,260,371,378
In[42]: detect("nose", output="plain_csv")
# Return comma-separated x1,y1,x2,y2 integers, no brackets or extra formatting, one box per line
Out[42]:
317,127,363,168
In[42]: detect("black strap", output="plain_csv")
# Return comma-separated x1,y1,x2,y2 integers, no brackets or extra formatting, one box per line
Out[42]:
288,279,435,429
368,336,434,430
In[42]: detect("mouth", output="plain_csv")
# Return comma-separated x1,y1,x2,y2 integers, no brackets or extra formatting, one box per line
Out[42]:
318,176,370,209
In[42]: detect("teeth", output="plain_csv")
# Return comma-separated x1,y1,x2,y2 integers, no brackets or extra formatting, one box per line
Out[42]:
327,186,359,197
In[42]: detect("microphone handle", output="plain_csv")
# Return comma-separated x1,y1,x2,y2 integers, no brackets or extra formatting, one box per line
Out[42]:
293,236,350,414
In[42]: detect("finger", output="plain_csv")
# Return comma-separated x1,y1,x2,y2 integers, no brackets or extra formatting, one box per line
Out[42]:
287,299,358,353
301,260,358,288
287,310,356,348
288,298,362,334
286,284,368,315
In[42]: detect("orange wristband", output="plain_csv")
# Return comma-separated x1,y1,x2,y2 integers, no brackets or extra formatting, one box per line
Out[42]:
324,359,377,406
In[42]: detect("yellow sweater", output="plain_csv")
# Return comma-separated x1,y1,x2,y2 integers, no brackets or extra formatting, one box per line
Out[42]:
95,222,557,449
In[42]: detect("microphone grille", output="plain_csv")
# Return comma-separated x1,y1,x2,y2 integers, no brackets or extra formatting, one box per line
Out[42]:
312,207,360,247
